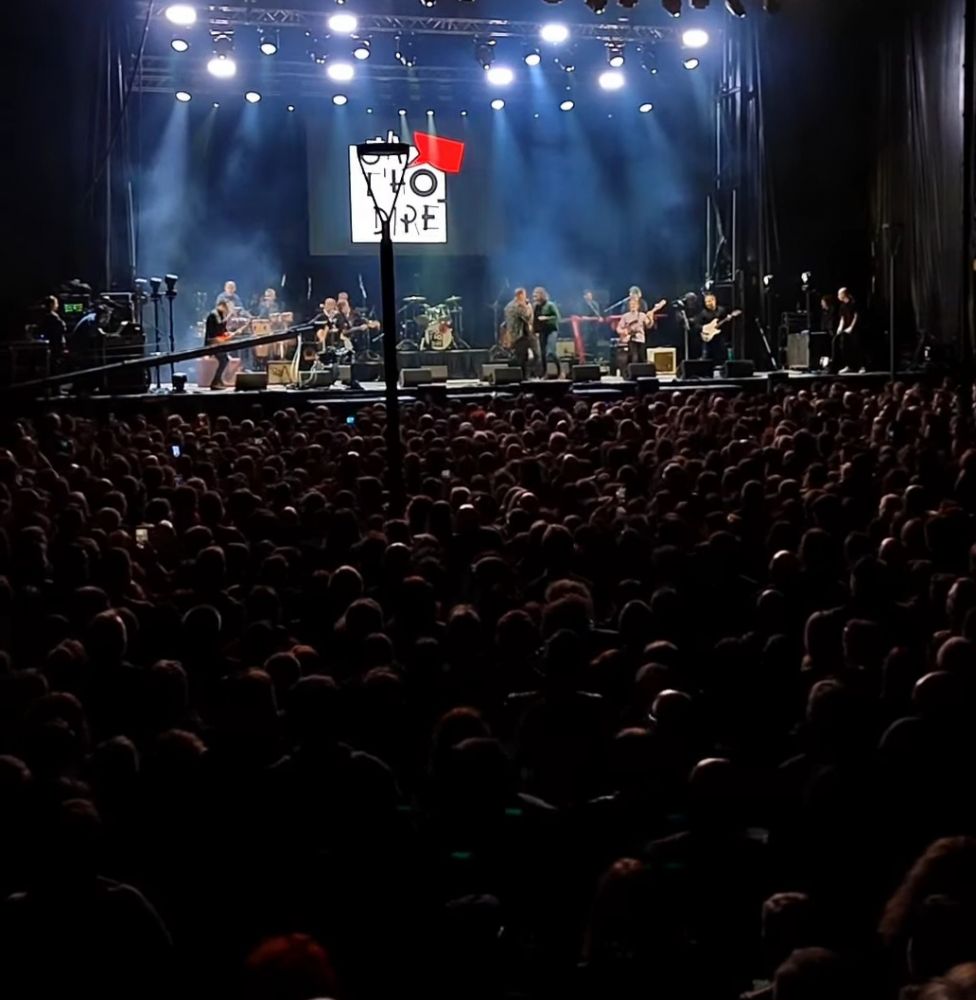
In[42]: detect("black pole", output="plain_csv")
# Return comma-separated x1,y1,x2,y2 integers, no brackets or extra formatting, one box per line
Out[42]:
151,292,162,390
165,291,177,384
379,218,405,513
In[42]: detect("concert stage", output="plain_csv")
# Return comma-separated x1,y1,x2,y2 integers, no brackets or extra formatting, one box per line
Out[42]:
16,368,897,420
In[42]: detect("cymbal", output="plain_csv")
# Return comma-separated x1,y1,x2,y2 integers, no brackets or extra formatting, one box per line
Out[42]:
445,295,462,304
402,295,427,303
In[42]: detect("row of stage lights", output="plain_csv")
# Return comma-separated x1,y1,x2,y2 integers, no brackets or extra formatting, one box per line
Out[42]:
164,5,709,88
173,91,657,114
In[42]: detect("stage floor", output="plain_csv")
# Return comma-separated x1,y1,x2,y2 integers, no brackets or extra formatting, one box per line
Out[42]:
13,369,898,418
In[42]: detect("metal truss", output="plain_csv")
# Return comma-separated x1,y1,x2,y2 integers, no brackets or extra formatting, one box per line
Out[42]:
140,4,683,44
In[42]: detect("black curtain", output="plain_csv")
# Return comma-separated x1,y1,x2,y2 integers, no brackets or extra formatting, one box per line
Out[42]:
872,0,971,357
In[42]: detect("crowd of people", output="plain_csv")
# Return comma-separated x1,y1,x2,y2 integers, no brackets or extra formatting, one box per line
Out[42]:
1,377,976,1000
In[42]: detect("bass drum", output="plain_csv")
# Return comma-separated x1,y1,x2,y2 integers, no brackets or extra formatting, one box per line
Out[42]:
425,321,454,351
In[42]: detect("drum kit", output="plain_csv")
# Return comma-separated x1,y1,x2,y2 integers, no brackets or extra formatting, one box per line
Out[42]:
397,295,466,351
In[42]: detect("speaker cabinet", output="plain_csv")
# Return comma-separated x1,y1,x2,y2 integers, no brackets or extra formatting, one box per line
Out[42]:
648,347,677,375
571,364,601,383
486,366,523,385
723,360,756,378
351,362,382,383
628,363,658,379
681,359,715,379
235,371,268,391
427,365,449,382
399,368,433,387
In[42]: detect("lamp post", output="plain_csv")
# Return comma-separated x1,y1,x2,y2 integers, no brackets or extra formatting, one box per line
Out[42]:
149,276,163,391
355,139,411,514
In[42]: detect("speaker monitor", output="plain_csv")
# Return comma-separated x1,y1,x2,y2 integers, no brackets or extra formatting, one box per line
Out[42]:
723,360,756,378
628,363,658,379
298,371,335,388
351,362,382,383
681,359,715,379
266,361,292,385
487,366,522,386
427,365,449,382
235,371,268,391
571,364,601,383
399,368,433,388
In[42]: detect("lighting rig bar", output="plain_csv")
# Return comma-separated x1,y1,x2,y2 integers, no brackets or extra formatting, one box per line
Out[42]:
142,5,680,43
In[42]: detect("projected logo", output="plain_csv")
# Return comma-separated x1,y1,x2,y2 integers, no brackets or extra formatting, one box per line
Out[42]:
349,130,465,244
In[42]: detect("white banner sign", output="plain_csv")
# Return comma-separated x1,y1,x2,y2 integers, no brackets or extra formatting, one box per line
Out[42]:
349,134,448,244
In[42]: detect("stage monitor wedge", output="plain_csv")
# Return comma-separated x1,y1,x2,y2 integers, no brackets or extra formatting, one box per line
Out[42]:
681,359,714,379
235,372,269,391
571,364,601,383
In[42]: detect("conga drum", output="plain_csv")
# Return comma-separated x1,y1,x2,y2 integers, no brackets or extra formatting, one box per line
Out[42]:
252,318,272,359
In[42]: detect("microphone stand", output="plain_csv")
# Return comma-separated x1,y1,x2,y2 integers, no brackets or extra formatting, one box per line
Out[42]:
165,288,177,385
150,289,163,391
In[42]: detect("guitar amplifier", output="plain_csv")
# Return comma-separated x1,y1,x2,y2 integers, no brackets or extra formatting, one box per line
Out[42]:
786,331,832,370
555,338,577,359
648,347,677,375
266,361,292,385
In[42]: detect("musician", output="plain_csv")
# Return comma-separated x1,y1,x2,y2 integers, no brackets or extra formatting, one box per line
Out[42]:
313,297,349,349
694,291,729,363
533,287,561,376
833,287,865,374
257,288,281,318
629,285,649,312
37,296,67,357
216,280,243,313
582,290,602,318
505,288,538,379
205,300,232,390
616,293,654,369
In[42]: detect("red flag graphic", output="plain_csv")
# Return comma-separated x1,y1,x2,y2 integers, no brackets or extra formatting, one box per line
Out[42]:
412,132,465,173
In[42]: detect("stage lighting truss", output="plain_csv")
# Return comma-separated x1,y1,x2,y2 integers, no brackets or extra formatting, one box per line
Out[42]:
207,32,236,78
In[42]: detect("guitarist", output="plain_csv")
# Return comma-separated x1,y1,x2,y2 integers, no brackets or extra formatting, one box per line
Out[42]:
506,288,538,379
204,299,232,390
694,291,730,364
617,293,667,371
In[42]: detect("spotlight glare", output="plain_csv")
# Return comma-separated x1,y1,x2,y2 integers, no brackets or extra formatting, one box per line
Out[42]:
725,0,747,15
682,28,710,48
326,61,355,82
524,50,542,66
328,13,358,34
560,99,575,111
540,23,570,44
598,70,625,91
260,39,278,56
683,56,701,70
287,104,295,112
212,102,220,108
175,90,192,102
426,109,434,116
244,90,262,103
353,40,371,60
398,108,407,116
490,98,505,111
460,109,468,116
486,65,515,86
607,44,625,68
639,102,654,112
332,94,348,106
207,55,237,78
662,0,682,15
170,37,190,53
164,4,196,26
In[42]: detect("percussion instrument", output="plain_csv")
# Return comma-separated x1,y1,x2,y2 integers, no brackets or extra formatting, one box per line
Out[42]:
423,320,454,351
252,318,272,359
402,295,427,304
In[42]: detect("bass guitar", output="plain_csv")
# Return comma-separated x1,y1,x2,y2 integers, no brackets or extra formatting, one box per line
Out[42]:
700,309,743,343
616,299,668,343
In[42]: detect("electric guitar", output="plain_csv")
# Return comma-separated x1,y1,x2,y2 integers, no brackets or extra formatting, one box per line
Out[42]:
700,309,743,343
617,299,668,343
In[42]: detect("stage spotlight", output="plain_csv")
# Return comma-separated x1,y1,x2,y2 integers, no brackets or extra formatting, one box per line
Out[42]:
426,108,434,116
725,0,747,15
461,109,468,116
207,54,237,78
149,277,162,297
287,104,295,112
598,69,625,90
619,0,639,8
560,99,575,111
692,0,710,7
164,274,179,295
165,4,196,26
763,274,774,288
682,28,710,47
486,65,515,86
259,33,278,56
398,108,407,116
801,271,813,287
524,49,542,66
585,0,609,12
328,12,358,34
175,90,192,102
540,23,570,44
662,0,682,15
327,60,355,82
353,39,371,60
366,107,374,114
244,90,262,103
639,101,654,112
490,98,505,111
475,41,495,69
333,94,348,105
419,0,436,6
607,44,625,68
171,37,190,53
683,56,700,69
